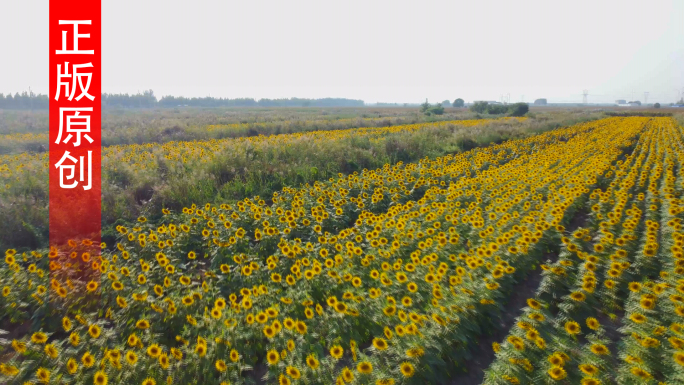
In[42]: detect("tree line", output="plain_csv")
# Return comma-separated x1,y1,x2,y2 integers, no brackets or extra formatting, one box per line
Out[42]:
0,90,365,109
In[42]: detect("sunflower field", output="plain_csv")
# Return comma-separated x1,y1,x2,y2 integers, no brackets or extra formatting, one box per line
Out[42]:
0,116,527,250
2,116,683,385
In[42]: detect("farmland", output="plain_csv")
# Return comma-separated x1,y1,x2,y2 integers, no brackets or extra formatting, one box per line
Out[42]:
0,108,596,250
2,110,684,385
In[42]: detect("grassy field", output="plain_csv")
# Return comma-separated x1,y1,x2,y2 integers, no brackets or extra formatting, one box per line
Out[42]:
0,109,604,250
2,108,683,385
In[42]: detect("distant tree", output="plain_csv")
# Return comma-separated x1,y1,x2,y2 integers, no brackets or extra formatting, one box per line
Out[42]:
533,98,547,105
487,104,508,114
428,104,445,115
420,100,430,113
452,98,464,107
441,100,451,107
470,101,489,113
628,100,642,106
508,102,529,117
654,103,661,108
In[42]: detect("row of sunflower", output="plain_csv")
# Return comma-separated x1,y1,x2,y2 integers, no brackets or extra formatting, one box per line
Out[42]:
0,115,414,154
484,117,684,384
0,117,517,180
0,117,659,385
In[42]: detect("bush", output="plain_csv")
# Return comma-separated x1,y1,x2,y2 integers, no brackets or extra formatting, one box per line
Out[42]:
470,102,528,116
427,105,444,115
470,101,489,113
508,103,529,117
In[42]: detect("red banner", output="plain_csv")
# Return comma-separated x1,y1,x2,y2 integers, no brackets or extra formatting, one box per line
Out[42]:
49,2,101,250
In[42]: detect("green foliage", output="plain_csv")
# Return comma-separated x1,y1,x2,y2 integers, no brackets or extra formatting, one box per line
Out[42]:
427,105,445,115
508,103,529,117
470,102,529,117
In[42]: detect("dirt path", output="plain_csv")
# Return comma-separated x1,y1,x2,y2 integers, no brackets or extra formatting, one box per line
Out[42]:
448,208,588,385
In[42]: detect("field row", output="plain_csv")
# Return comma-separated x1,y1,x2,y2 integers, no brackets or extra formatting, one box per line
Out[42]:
0,117,524,249
0,113,454,154
484,117,684,384
0,117,663,385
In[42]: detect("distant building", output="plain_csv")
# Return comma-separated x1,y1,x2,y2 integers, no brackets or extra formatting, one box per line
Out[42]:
615,99,626,104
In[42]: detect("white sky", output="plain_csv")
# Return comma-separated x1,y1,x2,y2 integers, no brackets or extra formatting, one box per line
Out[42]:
2,0,683,104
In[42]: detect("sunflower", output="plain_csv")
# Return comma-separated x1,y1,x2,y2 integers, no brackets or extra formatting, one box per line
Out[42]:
372,338,388,350
66,357,79,374
230,349,240,362
215,359,227,372
586,317,600,330
94,370,108,385
357,361,373,374
565,321,581,335
376,379,395,385
400,362,415,377
36,367,50,383
267,349,280,365
548,354,564,366
579,364,598,376
306,354,320,370
31,332,47,344
581,378,601,385
629,366,651,379
142,379,156,385
527,298,541,309
195,343,207,357
295,321,307,335
11,339,26,354
86,280,98,292
286,366,301,379
62,317,72,331
81,351,95,367
125,350,138,365
674,351,684,367
590,344,609,355
147,344,162,358
88,324,101,338
44,343,58,359
264,326,276,339
640,297,655,310
570,292,586,302
159,353,169,369
330,345,344,359
548,366,567,380
335,302,348,313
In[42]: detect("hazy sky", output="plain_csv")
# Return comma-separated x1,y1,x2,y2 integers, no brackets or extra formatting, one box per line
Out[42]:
3,0,683,104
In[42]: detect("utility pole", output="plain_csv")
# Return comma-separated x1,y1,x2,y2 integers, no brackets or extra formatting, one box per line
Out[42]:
583,90,588,105
644,92,649,105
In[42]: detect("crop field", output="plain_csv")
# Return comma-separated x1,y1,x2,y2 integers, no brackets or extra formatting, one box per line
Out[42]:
2,111,580,250
5,113,684,385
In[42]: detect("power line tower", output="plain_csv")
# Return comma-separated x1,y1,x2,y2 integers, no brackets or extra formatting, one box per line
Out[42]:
644,92,649,105
583,90,589,104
